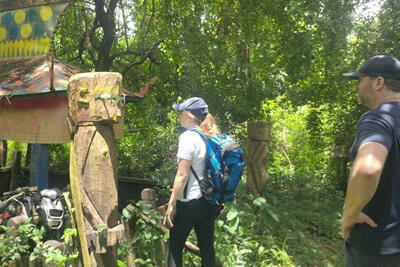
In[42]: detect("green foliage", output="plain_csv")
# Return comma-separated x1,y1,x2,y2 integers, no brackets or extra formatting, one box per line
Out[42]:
4,0,396,265
117,96,180,181
261,95,360,190
263,97,327,182
0,219,40,266
31,242,79,266
48,143,71,170
0,220,79,267
177,180,343,266
120,201,168,266
42,0,362,185
118,260,129,267
263,178,344,266
5,141,27,168
30,227,79,266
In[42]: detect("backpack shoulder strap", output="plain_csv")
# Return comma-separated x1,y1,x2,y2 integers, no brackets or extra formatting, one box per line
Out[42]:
184,129,207,199
189,128,208,141
190,166,201,183
184,166,201,199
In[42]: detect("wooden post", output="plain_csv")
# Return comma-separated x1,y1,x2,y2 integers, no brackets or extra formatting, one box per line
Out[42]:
0,140,6,167
25,144,31,168
246,121,272,197
10,151,21,191
141,188,157,209
30,144,49,191
68,72,125,267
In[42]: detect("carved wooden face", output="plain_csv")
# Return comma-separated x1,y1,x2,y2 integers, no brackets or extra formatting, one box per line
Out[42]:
68,73,123,124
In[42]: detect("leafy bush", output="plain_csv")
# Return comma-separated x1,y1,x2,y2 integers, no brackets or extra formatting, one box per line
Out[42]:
177,178,343,266
120,201,169,266
0,219,79,267
0,219,40,266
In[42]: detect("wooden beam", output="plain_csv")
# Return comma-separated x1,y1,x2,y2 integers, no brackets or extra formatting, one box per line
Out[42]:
0,0,78,12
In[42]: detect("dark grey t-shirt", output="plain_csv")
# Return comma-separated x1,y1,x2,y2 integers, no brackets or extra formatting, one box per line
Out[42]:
349,102,400,255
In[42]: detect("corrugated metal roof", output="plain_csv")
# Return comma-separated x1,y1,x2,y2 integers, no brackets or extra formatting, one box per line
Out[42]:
0,56,144,103
0,56,83,97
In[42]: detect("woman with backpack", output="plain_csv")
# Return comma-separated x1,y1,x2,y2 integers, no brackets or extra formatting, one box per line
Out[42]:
163,97,221,267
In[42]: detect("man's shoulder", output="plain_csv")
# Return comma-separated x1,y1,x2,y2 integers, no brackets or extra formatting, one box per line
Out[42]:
360,103,400,122
375,102,400,115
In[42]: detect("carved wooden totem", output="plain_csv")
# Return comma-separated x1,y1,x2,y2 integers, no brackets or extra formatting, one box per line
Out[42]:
68,72,124,267
246,121,272,197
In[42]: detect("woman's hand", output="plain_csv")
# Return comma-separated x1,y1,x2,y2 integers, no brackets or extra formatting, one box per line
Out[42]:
163,203,175,228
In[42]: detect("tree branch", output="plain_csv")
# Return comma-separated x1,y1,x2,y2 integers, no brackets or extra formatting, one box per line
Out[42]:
81,4,96,64
119,0,130,50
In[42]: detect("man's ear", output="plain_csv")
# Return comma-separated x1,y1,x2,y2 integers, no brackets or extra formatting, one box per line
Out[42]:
375,77,385,91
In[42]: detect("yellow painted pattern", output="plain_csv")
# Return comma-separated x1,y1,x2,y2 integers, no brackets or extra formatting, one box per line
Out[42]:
40,6,52,21
0,27,6,42
0,3,67,60
21,24,31,38
0,37,52,58
14,10,26,24
0,43,3,60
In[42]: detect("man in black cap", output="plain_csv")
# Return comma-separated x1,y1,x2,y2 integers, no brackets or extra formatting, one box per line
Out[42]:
342,55,400,266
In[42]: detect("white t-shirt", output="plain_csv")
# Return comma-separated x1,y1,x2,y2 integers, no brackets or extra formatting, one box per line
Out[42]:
176,130,206,202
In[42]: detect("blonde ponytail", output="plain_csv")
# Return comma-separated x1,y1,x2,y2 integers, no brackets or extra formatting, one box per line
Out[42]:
186,112,220,137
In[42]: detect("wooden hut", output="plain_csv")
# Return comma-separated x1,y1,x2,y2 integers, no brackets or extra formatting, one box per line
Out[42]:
0,0,142,191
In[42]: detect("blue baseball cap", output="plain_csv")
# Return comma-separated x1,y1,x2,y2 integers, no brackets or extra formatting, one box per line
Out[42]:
173,97,208,118
343,55,400,80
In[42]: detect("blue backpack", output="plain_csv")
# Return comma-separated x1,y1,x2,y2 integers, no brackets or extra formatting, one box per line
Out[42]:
189,129,246,205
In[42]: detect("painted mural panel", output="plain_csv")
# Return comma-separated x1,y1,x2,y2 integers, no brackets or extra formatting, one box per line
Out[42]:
0,2,68,60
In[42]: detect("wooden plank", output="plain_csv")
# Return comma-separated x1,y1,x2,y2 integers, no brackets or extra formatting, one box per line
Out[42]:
0,0,78,12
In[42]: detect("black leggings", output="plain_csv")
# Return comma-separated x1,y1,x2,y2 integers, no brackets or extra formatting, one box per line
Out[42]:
168,197,218,267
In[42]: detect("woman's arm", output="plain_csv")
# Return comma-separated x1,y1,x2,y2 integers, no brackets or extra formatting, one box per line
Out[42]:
163,158,191,228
